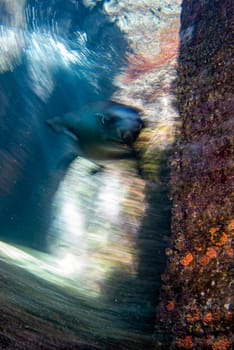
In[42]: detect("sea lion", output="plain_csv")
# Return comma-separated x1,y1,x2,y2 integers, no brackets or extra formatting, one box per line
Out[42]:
47,101,143,162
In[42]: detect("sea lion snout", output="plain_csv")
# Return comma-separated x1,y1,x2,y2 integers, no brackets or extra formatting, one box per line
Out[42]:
119,128,140,146
106,102,143,146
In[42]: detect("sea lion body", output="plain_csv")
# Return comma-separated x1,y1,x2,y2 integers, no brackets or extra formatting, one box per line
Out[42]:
47,101,143,161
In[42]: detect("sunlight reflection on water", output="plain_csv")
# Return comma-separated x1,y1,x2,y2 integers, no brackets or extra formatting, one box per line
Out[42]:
0,158,145,300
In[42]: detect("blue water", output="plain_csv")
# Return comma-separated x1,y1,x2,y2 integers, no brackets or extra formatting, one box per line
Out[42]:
0,0,129,249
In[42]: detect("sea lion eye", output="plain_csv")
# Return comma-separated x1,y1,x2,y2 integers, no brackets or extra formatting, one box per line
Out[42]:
96,113,105,125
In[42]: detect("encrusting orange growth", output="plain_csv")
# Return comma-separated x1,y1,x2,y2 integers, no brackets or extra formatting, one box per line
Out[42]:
176,336,193,349
203,312,213,324
224,247,234,257
194,245,203,252
166,300,175,312
180,252,193,266
209,227,228,246
209,227,220,235
227,219,234,232
206,247,217,258
214,232,228,246
212,338,231,350
199,256,210,266
199,247,217,266
186,309,200,323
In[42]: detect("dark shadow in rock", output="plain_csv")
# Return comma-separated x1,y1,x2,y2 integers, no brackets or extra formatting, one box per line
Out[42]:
136,153,172,331
99,151,173,347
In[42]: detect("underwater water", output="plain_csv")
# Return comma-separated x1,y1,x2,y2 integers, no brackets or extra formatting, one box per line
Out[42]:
0,1,173,349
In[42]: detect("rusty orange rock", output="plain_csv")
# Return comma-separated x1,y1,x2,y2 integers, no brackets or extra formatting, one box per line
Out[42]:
186,309,200,323
215,232,228,246
176,336,193,349
166,300,175,312
199,255,210,266
212,338,231,350
180,252,193,266
224,247,234,258
203,312,213,324
227,219,234,232
206,247,217,259
209,227,228,246
209,227,220,235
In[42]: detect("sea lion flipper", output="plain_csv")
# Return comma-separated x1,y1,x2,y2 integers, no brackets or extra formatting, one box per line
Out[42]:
47,116,78,141
47,116,65,133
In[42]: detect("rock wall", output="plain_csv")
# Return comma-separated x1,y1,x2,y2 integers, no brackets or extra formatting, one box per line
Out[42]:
156,1,233,349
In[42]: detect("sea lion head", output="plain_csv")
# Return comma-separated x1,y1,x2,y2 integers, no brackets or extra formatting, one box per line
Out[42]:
47,101,144,161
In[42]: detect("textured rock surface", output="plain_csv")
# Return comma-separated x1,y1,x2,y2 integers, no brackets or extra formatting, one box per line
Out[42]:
0,1,181,349
104,0,181,155
155,0,233,349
